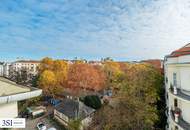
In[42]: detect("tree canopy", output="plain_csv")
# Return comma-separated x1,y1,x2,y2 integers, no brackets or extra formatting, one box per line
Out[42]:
37,58,165,130
68,63,106,91
38,58,68,96
93,63,164,130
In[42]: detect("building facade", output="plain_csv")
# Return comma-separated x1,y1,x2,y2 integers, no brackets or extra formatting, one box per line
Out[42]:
10,60,40,80
0,63,3,76
165,44,190,130
3,62,11,78
0,77,42,118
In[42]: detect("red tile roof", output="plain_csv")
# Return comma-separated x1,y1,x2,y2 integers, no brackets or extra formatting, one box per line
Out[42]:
142,59,164,74
169,43,190,57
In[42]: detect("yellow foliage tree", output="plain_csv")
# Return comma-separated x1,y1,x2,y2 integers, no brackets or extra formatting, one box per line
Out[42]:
53,60,68,87
38,70,63,97
38,57,54,73
103,61,122,89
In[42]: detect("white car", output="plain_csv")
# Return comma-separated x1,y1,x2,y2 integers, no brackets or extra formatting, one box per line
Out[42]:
37,122,47,130
48,128,56,130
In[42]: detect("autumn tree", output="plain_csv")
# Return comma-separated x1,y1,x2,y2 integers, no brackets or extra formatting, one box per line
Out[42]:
38,70,63,97
53,60,68,87
94,63,164,130
68,63,106,91
38,58,68,96
38,57,54,73
103,61,123,89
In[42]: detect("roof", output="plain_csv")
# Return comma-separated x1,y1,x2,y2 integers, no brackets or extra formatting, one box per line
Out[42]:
141,59,164,73
0,77,30,96
142,59,163,68
55,98,95,119
15,60,40,63
168,43,190,58
0,77,42,104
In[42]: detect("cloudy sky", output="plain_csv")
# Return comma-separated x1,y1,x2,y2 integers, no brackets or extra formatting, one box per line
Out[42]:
0,0,190,61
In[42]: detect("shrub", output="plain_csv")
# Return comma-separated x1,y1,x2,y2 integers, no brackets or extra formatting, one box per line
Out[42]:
84,95,101,109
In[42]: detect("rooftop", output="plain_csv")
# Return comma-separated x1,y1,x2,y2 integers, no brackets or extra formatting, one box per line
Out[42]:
168,43,190,58
55,98,95,119
15,60,40,63
0,77,30,96
0,77,42,104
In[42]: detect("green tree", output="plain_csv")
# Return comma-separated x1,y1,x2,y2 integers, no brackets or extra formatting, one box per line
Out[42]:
20,68,28,83
84,95,101,109
68,119,82,130
31,75,39,87
15,71,22,84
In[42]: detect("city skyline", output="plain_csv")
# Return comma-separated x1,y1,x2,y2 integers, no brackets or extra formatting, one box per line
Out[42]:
0,0,190,61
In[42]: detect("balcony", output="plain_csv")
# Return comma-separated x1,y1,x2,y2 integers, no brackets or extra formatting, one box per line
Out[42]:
169,86,190,102
170,108,190,130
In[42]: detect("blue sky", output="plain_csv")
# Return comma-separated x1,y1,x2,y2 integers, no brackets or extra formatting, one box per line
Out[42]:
0,0,190,61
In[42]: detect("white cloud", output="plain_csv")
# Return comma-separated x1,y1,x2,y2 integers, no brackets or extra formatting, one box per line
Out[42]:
1,0,190,61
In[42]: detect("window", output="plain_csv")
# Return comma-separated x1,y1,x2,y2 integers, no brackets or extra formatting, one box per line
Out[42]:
173,73,177,86
166,77,168,83
174,98,178,108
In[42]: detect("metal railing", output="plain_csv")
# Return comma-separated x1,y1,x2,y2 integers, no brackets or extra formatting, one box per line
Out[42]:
169,87,190,102
170,109,190,130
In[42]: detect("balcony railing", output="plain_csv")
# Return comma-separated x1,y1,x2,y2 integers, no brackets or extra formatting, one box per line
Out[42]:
170,108,190,130
170,87,190,102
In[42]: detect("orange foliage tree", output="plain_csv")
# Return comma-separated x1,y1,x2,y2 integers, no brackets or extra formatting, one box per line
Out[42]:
68,63,106,91
38,58,68,96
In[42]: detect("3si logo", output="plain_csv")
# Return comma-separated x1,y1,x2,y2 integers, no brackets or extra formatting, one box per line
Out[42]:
2,120,12,126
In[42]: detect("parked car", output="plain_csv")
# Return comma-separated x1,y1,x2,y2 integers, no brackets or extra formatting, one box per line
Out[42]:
48,128,56,130
37,122,47,130
27,106,46,118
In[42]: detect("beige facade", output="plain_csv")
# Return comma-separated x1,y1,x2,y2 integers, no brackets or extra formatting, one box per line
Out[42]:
0,102,18,118
0,64,3,76
3,63,11,78
11,60,40,75
165,45,190,130
54,109,93,130
0,77,42,118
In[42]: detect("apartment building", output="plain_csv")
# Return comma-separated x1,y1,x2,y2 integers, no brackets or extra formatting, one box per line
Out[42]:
3,62,11,78
165,43,190,130
0,63,3,76
10,60,40,79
